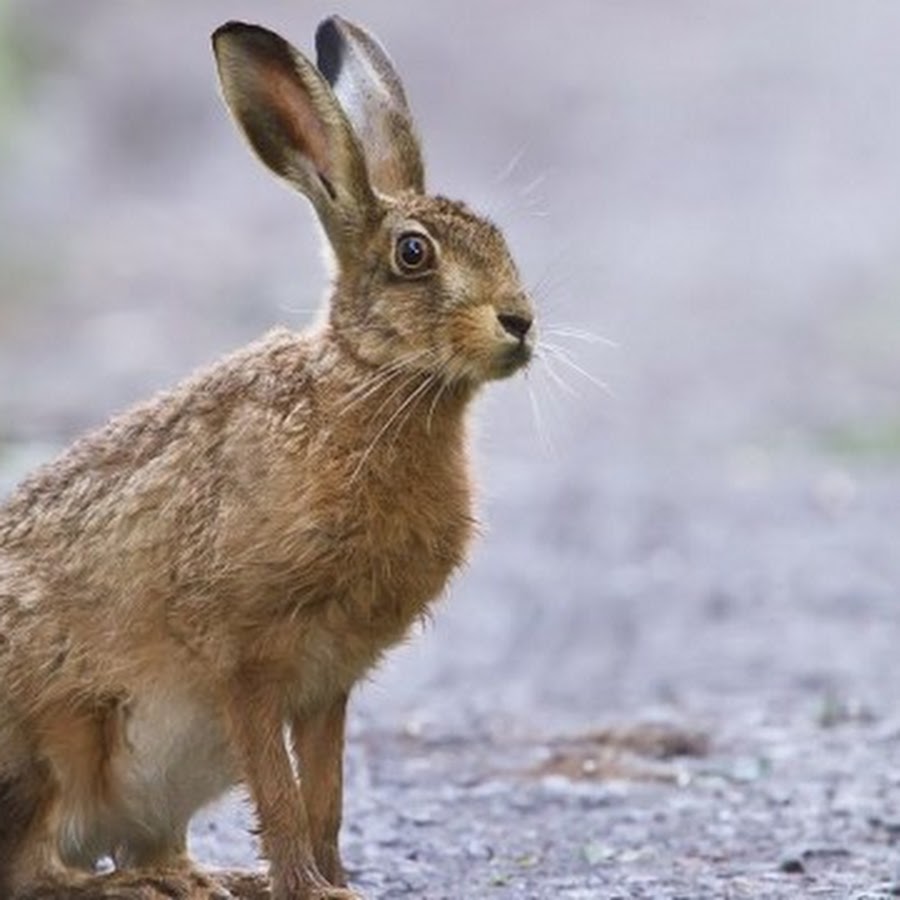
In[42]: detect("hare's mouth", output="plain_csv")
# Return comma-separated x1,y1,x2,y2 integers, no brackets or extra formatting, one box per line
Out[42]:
431,339,531,385
488,340,533,380
440,303,535,383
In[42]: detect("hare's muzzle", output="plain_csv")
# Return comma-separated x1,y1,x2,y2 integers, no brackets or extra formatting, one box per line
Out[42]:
492,311,534,378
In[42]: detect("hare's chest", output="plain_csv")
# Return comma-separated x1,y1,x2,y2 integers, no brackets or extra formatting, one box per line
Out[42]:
236,426,476,690
338,481,475,619
273,484,475,707
313,466,474,628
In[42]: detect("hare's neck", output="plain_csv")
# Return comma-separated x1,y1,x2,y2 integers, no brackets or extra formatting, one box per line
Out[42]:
321,336,475,460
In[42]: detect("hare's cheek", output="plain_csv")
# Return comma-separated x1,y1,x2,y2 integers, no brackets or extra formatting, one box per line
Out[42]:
445,305,509,382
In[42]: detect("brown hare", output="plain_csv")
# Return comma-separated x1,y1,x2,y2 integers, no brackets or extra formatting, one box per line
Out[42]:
0,16,535,900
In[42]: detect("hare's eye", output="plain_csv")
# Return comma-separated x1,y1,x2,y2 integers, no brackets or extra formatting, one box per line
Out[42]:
394,231,435,276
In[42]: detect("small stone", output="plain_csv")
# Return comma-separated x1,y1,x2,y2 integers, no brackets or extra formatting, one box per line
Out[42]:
869,816,900,837
779,855,806,874
583,841,616,866
464,838,494,861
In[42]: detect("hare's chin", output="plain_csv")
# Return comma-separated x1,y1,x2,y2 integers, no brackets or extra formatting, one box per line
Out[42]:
487,343,532,381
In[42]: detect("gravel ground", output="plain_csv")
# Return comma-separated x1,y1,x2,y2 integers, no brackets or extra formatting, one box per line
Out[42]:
2,3,900,898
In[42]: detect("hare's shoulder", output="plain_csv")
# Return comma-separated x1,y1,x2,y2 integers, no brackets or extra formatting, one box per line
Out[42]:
0,328,315,545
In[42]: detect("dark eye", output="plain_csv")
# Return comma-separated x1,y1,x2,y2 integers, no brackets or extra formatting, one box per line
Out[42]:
394,231,435,275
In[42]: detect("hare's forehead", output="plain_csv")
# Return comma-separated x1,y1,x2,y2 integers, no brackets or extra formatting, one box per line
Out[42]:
387,196,515,267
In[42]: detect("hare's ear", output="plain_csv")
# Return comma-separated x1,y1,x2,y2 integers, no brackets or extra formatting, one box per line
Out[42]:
316,16,425,197
212,22,377,249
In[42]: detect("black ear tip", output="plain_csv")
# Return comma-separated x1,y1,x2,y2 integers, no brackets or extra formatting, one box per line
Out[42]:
315,17,345,86
212,20,252,46
211,21,295,65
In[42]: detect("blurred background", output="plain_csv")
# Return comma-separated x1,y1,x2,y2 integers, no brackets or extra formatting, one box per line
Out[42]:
1,0,899,744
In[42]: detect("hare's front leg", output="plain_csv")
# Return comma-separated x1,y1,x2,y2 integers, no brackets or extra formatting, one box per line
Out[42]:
290,694,348,887
223,681,360,900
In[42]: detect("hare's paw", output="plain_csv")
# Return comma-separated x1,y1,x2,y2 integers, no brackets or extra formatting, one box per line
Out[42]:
295,888,362,900
311,848,345,891
14,875,89,900
171,868,238,899
268,875,364,900
213,871,270,900
94,868,236,899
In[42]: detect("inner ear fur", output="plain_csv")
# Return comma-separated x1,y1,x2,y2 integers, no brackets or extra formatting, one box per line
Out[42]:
212,21,377,246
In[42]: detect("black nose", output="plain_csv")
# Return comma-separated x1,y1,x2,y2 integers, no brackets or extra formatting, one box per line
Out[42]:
497,313,533,340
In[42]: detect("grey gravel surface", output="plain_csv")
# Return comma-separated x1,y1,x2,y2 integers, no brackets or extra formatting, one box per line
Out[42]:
2,2,900,898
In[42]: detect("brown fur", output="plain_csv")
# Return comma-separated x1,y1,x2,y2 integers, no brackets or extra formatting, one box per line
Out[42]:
0,18,534,900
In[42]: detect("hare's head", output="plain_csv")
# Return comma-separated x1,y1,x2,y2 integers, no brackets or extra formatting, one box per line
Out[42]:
213,18,534,386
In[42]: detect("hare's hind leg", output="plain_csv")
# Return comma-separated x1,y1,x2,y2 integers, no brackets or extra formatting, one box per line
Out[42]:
112,821,190,871
0,765,49,894
0,559,84,893
0,676,80,893
18,868,243,899
0,759,84,899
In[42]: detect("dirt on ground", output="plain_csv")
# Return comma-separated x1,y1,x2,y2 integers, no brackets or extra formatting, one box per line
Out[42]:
2,3,900,898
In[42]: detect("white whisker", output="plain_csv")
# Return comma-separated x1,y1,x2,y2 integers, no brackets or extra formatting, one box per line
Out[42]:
524,371,556,457
543,324,618,348
335,349,432,415
494,145,528,185
362,368,430,425
277,303,321,318
539,341,613,396
350,374,439,483
520,173,547,197
425,373,453,435
335,369,411,417
535,349,578,398
392,374,440,445
528,254,576,307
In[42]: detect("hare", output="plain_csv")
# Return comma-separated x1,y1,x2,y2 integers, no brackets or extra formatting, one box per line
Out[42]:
0,16,535,900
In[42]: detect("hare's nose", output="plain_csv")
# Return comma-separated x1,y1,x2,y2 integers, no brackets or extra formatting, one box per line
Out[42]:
497,313,533,340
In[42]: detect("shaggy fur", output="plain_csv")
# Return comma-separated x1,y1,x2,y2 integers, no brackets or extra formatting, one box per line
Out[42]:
0,17,534,900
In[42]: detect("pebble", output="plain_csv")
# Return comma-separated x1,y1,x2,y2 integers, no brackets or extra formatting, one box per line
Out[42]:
778,855,806,874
